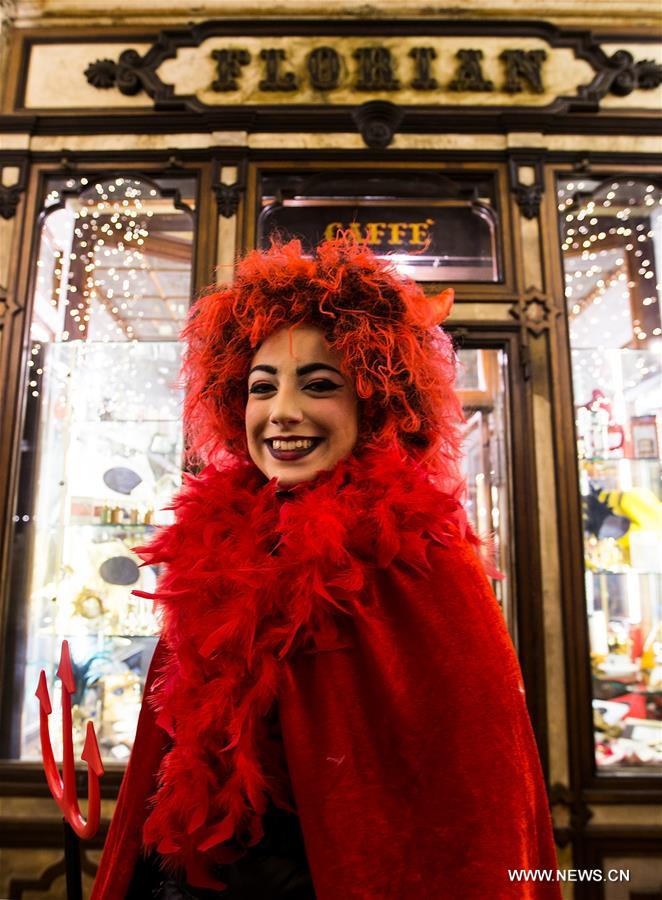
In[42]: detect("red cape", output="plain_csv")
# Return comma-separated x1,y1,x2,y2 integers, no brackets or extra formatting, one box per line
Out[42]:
92,449,560,899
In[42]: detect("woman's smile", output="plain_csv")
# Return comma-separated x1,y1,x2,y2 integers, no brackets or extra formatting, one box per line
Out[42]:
265,436,324,459
245,326,358,486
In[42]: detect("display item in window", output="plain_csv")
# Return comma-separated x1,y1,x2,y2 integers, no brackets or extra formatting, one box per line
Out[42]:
103,466,144,495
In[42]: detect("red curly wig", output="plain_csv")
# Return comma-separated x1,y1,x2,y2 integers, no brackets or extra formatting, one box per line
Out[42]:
181,235,462,484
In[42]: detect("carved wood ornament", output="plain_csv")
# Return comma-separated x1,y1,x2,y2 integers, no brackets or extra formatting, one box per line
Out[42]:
80,22,662,148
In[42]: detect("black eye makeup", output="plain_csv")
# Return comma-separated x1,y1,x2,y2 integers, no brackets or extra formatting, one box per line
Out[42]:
304,379,342,392
248,377,343,396
248,382,276,395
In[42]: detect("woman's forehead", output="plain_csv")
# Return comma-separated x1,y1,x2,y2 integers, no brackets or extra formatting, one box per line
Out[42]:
250,325,338,368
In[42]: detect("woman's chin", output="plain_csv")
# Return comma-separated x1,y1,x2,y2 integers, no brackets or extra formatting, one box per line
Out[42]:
249,446,355,487
273,463,320,487
260,446,326,486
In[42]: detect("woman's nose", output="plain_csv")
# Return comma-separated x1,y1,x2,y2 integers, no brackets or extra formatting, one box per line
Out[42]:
269,389,304,427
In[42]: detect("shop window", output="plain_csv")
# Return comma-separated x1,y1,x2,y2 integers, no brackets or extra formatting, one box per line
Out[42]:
256,170,502,282
559,175,662,771
5,173,195,763
456,348,513,634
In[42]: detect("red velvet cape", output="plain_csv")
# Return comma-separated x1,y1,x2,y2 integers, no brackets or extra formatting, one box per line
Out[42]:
91,447,561,899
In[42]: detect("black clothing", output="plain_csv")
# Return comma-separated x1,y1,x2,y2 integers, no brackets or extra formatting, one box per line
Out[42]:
125,802,315,899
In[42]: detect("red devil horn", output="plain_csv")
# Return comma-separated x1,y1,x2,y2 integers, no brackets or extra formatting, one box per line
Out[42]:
426,288,455,326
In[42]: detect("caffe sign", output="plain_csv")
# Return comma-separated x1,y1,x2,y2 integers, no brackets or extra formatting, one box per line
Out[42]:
257,200,499,282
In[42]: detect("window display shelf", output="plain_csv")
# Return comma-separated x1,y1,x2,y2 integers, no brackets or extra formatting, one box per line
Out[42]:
74,419,181,425
35,628,159,640
581,457,661,465
587,567,662,577
66,523,157,529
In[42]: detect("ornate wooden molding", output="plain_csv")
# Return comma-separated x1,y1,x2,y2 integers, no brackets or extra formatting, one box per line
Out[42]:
0,284,8,323
212,158,246,217
0,157,27,220
56,20,662,148
509,288,560,336
0,183,23,219
7,847,98,899
214,181,242,217
603,49,662,97
549,781,594,848
508,154,545,220
351,100,403,149
84,49,149,96
508,288,561,380
514,183,543,219
79,21,662,111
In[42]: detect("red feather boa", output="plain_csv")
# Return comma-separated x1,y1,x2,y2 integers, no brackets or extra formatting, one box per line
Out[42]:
133,445,483,886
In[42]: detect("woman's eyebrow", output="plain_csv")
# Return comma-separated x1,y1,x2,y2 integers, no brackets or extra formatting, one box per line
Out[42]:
297,362,343,377
248,363,343,377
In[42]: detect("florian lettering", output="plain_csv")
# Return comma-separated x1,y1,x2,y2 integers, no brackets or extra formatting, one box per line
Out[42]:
409,47,438,90
205,44,547,95
500,49,547,94
211,49,250,91
353,47,400,91
307,47,342,90
323,220,434,246
449,50,494,92
259,48,298,91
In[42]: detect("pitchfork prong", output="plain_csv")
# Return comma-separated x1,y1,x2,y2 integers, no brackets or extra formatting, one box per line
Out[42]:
36,669,64,804
37,640,104,839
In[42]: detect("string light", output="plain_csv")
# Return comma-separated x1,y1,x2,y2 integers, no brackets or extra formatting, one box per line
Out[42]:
562,173,662,508
561,178,661,350
26,176,194,451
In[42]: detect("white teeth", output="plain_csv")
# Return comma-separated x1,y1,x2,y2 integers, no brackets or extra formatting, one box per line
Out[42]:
272,439,315,451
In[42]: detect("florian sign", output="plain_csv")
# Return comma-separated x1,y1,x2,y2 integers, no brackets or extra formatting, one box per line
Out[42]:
73,28,662,112
207,46,547,95
80,37,564,109
82,36,573,107
16,21,662,143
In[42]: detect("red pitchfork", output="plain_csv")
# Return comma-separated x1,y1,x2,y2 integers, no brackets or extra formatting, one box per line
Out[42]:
36,639,104,900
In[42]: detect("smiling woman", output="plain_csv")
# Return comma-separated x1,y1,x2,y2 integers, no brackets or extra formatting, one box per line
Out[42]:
92,235,561,900
246,326,359,485
178,234,462,491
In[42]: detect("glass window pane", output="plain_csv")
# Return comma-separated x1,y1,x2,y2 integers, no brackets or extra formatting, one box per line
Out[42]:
559,174,662,772
457,348,514,636
7,174,195,763
257,170,502,282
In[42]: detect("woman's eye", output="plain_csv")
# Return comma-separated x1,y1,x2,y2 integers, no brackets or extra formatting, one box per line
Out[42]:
248,382,276,395
304,379,341,393
248,379,341,395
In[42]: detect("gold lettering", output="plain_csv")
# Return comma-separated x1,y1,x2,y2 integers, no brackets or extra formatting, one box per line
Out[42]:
408,219,433,245
387,222,407,245
324,221,343,241
364,222,387,243
348,222,363,240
